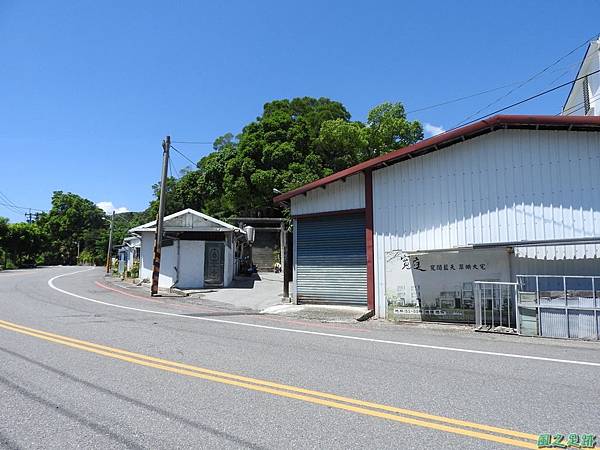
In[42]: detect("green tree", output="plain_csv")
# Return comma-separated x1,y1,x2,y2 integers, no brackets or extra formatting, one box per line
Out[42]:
4,222,45,267
39,191,108,265
0,217,9,267
144,134,239,220
145,177,189,221
220,97,352,217
0,216,8,245
315,119,369,172
365,102,423,159
141,98,422,220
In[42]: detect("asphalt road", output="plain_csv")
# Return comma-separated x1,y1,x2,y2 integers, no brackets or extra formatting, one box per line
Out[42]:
1,266,599,449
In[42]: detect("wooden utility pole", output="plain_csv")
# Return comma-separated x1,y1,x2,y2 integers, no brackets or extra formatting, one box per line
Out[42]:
151,135,170,296
105,211,115,273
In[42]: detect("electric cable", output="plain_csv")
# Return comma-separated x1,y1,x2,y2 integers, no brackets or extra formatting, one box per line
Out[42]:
170,145,198,167
455,34,598,126
444,68,600,132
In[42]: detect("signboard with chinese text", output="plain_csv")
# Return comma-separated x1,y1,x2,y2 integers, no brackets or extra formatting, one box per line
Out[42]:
384,248,510,323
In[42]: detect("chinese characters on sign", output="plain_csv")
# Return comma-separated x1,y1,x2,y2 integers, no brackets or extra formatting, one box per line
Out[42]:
537,433,596,448
391,252,488,272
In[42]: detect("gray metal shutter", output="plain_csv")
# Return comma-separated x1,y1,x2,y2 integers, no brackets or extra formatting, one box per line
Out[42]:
296,213,366,304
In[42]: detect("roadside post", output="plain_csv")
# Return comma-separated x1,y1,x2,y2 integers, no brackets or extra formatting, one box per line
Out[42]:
151,135,170,296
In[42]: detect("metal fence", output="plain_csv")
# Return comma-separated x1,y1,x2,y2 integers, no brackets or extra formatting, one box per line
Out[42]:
474,281,518,333
516,275,600,340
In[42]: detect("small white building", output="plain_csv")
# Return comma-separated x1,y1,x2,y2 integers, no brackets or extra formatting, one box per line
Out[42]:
130,209,244,289
117,235,141,273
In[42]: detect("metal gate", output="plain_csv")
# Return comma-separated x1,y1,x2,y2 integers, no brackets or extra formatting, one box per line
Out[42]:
296,213,366,304
516,275,600,340
474,281,518,333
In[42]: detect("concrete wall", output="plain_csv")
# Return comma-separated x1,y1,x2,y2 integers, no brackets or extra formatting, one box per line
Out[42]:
140,232,154,281
291,173,364,216
225,235,234,286
140,232,234,288
177,240,205,289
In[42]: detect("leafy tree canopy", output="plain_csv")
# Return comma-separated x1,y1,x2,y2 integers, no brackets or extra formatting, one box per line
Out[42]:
147,97,422,219
38,191,108,265
3,222,45,267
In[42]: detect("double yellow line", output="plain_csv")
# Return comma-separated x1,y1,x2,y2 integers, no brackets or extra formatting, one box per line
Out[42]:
0,319,539,448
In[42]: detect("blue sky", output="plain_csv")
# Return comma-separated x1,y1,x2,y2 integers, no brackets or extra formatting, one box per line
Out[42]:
1,1,598,222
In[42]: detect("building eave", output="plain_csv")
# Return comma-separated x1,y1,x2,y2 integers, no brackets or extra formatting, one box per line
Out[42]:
128,208,242,233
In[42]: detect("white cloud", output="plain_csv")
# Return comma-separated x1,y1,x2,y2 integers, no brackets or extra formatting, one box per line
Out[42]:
423,123,446,137
96,201,129,215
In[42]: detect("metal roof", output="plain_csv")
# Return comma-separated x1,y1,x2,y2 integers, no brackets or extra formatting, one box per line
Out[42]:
273,114,600,203
129,208,242,233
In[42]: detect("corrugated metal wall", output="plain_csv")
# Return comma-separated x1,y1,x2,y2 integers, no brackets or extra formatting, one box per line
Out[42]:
373,129,600,316
291,173,365,216
296,214,367,304
512,256,600,277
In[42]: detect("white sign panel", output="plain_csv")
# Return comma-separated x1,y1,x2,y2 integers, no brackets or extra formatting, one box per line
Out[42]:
384,248,510,323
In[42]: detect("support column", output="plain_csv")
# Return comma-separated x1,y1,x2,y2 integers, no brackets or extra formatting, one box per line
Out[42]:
364,170,375,311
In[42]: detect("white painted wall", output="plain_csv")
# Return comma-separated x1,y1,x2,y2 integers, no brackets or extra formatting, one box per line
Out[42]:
225,236,234,286
291,173,365,216
140,232,154,282
176,240,205,288
373,129,600,316
139,232,235,289
126,247,135,269
563,39,600,116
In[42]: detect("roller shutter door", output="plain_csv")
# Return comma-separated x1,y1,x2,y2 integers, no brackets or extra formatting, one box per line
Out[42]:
296,213,367,304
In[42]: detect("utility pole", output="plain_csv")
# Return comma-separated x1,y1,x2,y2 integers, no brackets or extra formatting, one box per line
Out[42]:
151,135,170,296
105,211,115,274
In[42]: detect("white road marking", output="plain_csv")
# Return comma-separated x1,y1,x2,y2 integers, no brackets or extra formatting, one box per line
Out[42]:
47,268,600,368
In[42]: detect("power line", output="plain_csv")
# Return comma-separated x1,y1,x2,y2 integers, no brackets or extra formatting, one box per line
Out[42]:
171,140,213,145
406,61,588,114
455,34,598,127
170,145,198,167
406,81,526,114
561,91,600,115
0,202,24,215
0,190,21,212
168,155,177,179
0,191,45,216
0,202,44,213
445,68,600,132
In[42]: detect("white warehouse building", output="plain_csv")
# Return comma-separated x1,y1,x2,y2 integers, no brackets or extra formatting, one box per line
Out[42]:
274,115,600,325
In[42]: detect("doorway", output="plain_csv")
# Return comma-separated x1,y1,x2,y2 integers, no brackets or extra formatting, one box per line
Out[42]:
204,242,225,287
